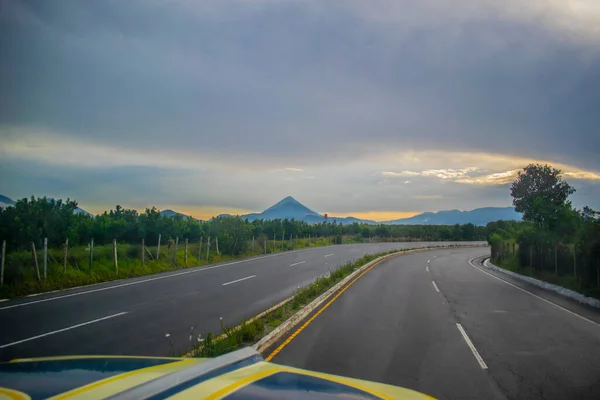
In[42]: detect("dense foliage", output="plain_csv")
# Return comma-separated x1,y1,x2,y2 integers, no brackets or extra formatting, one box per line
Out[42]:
0,197,485,255
488,164,600,296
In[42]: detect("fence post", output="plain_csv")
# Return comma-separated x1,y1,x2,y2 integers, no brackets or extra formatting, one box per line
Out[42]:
113,239,118,276
32,242,41,283
264,237,267,254
141,238,145,267
554,244,558,276
173,237,179,267
289,234,292,249
206,237,210,260
63,238,69,273
529,245,533,271
216,238,219,254
156,234,162,260
273,233,276,252
198,237,203,260
89,238,94,272
43,238,48,280
252,236,255,253
573,244,577,278
0,240,5,286
184,238,188,266
281,233,284,251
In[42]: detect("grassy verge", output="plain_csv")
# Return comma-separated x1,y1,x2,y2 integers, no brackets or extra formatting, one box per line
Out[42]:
0,236,364,299
492,258,600,301
186,249,410,358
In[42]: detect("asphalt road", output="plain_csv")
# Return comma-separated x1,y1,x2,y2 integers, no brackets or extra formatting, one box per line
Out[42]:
0,241,479,361
271,247,600,400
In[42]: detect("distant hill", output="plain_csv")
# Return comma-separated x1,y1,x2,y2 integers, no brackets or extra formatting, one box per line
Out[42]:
241,197,375,225
160,209,200,221
0,194,15,209
242,196,320,221
241,196,375,225
383,207,522,226
0,194,93,216
240,197,520,226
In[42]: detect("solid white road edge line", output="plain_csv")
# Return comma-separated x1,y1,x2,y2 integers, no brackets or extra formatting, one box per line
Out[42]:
324,254,334,257
289,261,306,267
426,266,429,272
456,323,488,369
432,281,440,292
468,257,600,328
0,249,325,311
0,312,128,349
222,275,256,286
427,260,430,263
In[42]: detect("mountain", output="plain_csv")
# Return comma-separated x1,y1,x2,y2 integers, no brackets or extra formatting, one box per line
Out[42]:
73,207,94,217
384,207,522,226
240,197,520,226
0,194,93,216
243,196,320,221
160,209,200,221
240,197,375,225
0,194,15,209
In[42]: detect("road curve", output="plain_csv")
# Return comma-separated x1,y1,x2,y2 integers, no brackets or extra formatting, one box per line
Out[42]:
270,247,600,400
0,241,480,361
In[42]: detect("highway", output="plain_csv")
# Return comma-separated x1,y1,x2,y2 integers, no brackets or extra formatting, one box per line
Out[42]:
0,241,478,361
270,247,600,400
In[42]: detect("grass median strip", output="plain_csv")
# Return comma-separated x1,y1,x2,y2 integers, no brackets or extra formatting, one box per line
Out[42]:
183,246,474,359
183,250,409,358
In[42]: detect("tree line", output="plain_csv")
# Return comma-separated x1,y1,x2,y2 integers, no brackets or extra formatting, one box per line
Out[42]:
0,198,486,256
486,164,600,295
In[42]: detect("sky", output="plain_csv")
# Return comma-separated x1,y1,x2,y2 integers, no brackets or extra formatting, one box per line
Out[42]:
1,0,599,221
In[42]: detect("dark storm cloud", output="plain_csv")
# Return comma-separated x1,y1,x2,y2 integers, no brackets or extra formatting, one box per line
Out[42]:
2,0,599,168
2,0,600,215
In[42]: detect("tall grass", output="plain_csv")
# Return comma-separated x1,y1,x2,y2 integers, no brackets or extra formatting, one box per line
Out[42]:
0,236,362,298
492,257,600,300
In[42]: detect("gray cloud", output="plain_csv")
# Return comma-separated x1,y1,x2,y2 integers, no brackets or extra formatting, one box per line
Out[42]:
1,0,599,215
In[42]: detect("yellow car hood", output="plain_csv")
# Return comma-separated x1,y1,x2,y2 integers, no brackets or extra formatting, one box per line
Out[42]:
0,348,433,399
